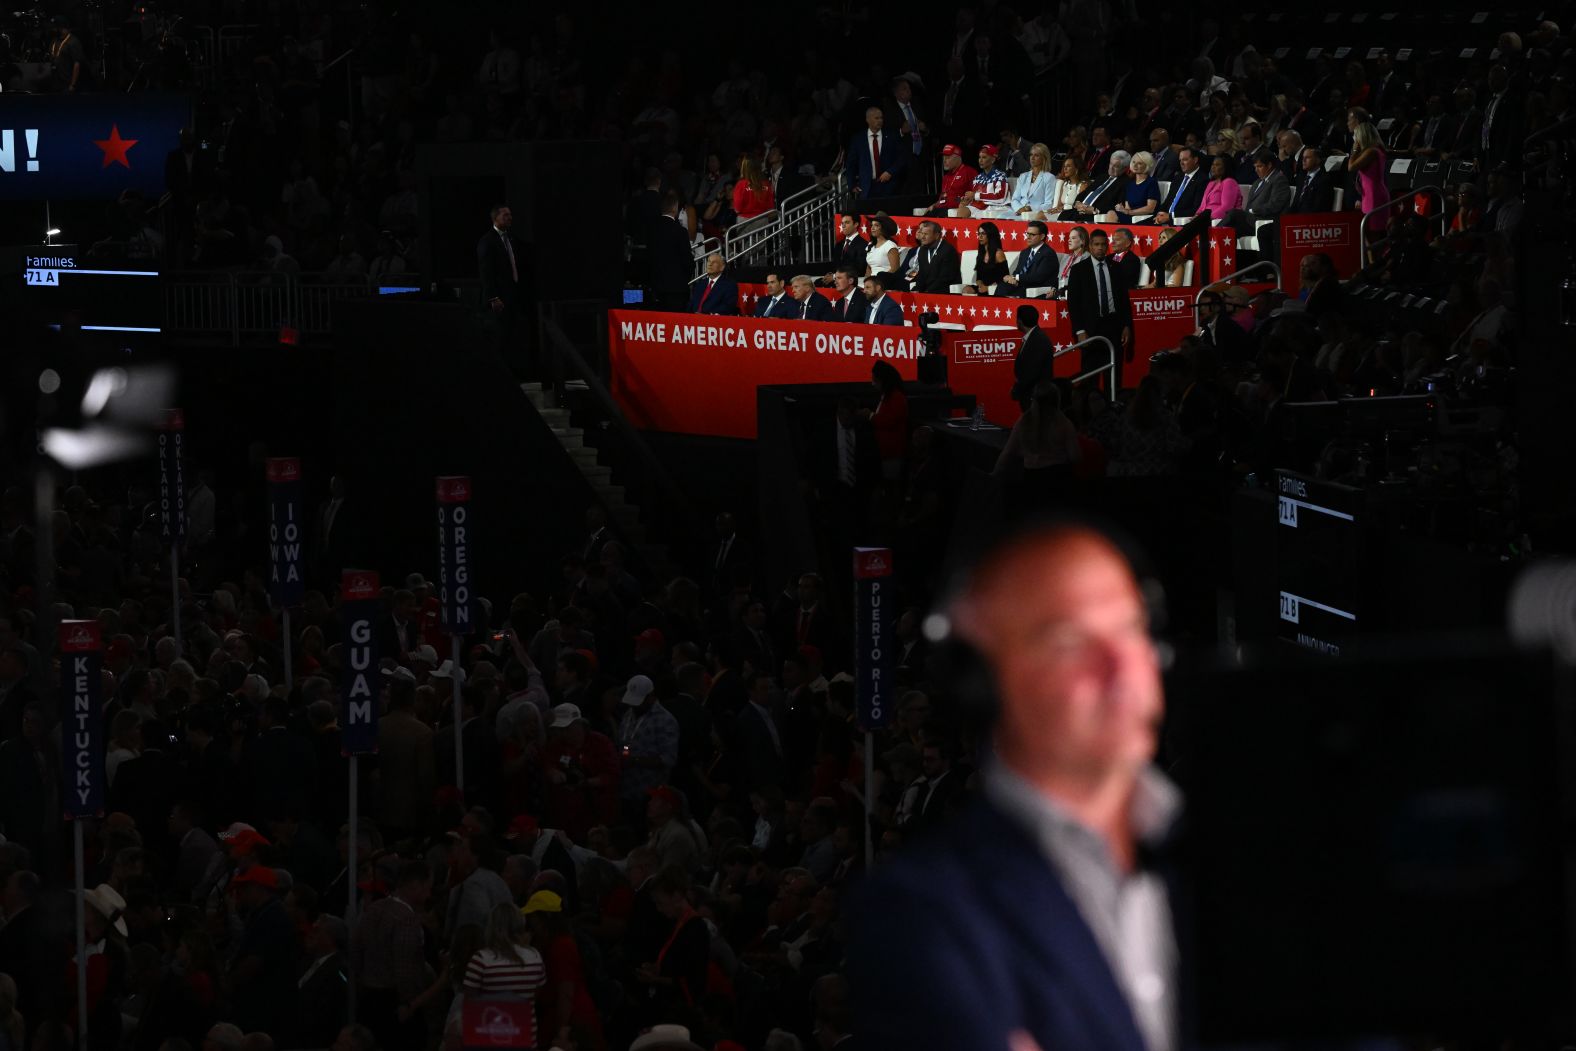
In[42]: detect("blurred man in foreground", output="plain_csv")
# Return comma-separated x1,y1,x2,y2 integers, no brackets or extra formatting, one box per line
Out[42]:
848,522,1179,1051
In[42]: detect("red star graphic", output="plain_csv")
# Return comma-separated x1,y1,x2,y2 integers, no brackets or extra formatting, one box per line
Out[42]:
94,125,138,168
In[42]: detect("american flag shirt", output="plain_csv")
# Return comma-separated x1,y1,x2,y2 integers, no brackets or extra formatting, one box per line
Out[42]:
971,168,1011,209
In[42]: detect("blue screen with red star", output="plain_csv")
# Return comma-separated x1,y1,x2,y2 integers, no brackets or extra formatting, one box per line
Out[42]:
0,94,190,200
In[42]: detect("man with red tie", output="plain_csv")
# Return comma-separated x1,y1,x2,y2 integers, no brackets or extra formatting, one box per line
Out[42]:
829,266,868,324
850,106,909,199
688,252,740,315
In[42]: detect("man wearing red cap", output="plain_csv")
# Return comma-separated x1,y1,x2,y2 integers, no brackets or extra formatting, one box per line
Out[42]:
227,866,300,1034
928,145,978,216
646,785,701,873
958,145,1011,217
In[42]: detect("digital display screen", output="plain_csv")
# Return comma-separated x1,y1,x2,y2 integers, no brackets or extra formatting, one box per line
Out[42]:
1275,470,1363,654
18,248,162,335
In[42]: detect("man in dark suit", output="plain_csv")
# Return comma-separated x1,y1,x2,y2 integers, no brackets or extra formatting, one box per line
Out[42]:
1083,124,1115,178
1477,64,1522,168
296,915,349,1048
1288,146,1335,213
900,221,962,294
709,512,750,597
753,273,798,318
689,252,740,315
1232,149,1291,240
1065,228,1133,389
788,276,834,321
848,525,1181,1051
849,106,909,199
861,277,905,326
831,215,870,277
828,267,868,324
937,57,984,152
477,204,527,371
1009,305,1053,411
734,670,788,793
648,191,694,311
997,220,1058,296
1146,146,1206,226
1196,288,1252,365
1414,94,1460,158
1446,86,1482,159
1059,152,1129,222
888,74,931,195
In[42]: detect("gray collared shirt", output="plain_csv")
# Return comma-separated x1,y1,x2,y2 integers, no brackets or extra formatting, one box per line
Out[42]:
982,761,1183,1051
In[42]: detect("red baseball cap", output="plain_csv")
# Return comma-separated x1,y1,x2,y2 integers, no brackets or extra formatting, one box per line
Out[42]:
979,144,1000,156
222,829,270,856
229,866,279,890
647,785,682,811
506,814,540,840
634,628,666,648
941,144,962,157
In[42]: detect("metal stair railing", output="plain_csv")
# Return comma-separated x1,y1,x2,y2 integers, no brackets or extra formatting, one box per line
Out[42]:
777,172,847,266
1053,336,1118,401
1359,185,1448,261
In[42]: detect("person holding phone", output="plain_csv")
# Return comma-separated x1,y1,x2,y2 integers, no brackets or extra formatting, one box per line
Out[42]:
616,675,680,827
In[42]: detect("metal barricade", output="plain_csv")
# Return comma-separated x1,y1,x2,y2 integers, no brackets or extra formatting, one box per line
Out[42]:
1054,335,1118,401
724,209,782,267
297,277,376,334
163,271,238,345
779,173,846,266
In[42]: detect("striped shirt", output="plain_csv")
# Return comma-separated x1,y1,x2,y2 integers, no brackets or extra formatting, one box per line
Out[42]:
463,946,547,999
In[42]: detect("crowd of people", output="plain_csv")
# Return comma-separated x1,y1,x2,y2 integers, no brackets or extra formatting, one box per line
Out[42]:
1,4,1562,1051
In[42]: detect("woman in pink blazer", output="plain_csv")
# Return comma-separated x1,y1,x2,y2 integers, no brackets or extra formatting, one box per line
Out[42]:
1198,154,1243,217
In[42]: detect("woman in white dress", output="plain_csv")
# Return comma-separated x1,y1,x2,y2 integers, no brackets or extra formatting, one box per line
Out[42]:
1009,142,1059,220
865,215,901,281
1050,156,1086,215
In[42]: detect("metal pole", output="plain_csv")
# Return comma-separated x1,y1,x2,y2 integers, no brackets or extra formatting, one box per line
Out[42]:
281,608,293,690
34,466,56,665
169,543,182,657
73,820,88,1044
346,752,358,1024
864,731,875,870
451,634,464,798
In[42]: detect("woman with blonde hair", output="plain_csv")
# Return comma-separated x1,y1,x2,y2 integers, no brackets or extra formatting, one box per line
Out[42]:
1349,121,1392,238
1114,150,1161,223
1010,142,1059,219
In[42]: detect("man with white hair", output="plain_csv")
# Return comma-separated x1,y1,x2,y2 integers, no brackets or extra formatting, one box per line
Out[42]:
688,252,739,315
1059,150,1131,221
788,275,833,321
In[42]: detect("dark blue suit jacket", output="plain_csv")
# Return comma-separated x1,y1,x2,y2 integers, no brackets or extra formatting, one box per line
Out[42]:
849,128,910,198
792,294,834,321
689,276,740,315
754,294,798,319
863,295,905,327
847,796,1158,1051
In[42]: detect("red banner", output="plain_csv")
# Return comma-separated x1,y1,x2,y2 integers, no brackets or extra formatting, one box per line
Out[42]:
608,312,924,439
1279,212,1362,284
608,294,1203,438
836,214,1239,284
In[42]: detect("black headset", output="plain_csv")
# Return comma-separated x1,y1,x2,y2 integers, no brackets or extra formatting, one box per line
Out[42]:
924,510,1171,728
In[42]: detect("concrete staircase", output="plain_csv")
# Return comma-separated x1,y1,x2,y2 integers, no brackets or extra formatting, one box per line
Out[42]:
520,382,674,580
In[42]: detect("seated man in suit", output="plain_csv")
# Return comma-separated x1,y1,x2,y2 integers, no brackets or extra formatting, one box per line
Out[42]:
1065,228,1133,388
829,266,868,323
1232,149,1292,237
901,221,963,294
848,523,1182,1051
1196,285,1252,365
788,275,834,321
861,276,905,326
1145,146,1205,226
996,220,1058,296
753,272,798,318
1288,146,1334,212
689,252,740,315
1058,150,1130,222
